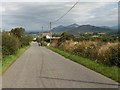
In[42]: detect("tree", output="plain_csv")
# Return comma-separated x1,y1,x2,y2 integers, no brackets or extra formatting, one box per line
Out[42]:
10,27,25,38
10,27,33,47
60,32,75,41
20,35,33,47
2,27,33,58
2,32,20,57
56,32,75,47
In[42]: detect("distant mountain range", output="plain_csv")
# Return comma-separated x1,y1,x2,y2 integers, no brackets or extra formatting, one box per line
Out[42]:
51,24,118,35
110,25,118,29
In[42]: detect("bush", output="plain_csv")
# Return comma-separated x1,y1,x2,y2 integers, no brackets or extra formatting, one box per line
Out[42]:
11,27,25,38
59,40,77,52
56,39,119,67
10,27,33,47
73,41,99,60
20,35,33,47
98,43,119,66
50,39,59,48
58,32,75,46
2,32,20,57
50,32,119,67
36,37,41,43
2,27,33,59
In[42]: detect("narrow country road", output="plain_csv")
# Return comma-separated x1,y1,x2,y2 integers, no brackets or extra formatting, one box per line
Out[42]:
3,42,118,88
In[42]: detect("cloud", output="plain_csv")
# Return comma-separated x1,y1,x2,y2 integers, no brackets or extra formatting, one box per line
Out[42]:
1,1,118,31
1,0,119,2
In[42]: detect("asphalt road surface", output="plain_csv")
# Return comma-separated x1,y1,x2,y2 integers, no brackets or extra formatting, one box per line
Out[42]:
3,42,118,88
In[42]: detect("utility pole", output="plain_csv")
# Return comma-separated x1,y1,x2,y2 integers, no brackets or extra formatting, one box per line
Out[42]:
50,22,52,30
50,22,52,44
42,26,43,31
41,26,43,46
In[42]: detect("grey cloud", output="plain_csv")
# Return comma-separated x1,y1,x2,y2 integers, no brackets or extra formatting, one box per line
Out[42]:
2,2,118,31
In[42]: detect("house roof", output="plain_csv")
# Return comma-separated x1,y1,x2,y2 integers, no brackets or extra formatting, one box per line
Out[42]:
42,32,52,37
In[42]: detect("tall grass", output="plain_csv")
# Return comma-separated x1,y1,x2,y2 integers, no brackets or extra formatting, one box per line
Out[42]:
98,43,119,66
54,40,119,67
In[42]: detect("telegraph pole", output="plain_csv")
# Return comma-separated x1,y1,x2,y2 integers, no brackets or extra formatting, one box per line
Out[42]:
50,22,52,43
42,26,43,31
50,22,52,30
41,26,43,46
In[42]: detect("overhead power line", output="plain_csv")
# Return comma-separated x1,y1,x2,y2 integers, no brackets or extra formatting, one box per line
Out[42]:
52,0,80,23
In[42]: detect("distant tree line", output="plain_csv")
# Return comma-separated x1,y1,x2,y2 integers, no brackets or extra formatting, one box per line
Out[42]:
2,27,33,58
52,32,118,42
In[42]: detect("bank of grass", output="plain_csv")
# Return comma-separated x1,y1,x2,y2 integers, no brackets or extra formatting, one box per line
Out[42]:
48,47,119,83
0,46,29,74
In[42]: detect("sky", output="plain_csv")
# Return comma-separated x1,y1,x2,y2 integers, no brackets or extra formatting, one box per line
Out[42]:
0,0,119,31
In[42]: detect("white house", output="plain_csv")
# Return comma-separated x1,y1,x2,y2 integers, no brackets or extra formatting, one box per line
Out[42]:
42,32,52,39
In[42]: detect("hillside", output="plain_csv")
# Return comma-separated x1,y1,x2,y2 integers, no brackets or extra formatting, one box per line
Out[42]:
51,24,115,35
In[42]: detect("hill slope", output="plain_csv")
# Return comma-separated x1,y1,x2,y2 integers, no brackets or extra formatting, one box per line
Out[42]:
51,24,115,35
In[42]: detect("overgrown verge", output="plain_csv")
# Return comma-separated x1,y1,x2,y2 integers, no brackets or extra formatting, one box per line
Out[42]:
2,27,33,58
1,46,29,74
1,27,33,74
48,47,120,83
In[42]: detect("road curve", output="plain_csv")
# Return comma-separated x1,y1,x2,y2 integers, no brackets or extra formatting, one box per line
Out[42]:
3,42,118,88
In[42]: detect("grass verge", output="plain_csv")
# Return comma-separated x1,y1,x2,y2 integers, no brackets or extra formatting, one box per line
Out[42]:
0,46,29,75
48,47,120,83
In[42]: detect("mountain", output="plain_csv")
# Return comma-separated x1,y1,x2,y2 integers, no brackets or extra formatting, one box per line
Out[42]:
110,25,118,29
51,25,65,32
51,24,114,35
66,23,79,28
100,26,110,29
51,24,79,33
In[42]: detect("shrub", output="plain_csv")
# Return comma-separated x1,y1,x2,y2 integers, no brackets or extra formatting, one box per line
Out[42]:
73,41,100,60
10,27,25,38
51,34,119,67
2,32,20,57
20,35,33,47
50,39,59,48
98,42,119,66
36,37,41,43
59,40,78,52
58,32,75,46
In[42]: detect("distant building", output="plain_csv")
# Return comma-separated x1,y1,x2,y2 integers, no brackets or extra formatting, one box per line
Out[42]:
42,32,52,39
97,32,106,35
85,32,93,35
